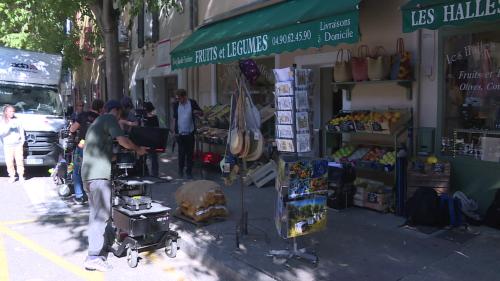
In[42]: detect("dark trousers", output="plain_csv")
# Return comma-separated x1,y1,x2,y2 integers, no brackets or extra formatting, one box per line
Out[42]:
177,133,195,175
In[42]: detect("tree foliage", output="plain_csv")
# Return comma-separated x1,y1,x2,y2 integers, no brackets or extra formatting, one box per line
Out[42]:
0,0,87,68
0,0,181,68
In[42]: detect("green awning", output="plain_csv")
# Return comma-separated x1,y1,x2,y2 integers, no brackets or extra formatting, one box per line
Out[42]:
171,0,360,70
402,0,500,33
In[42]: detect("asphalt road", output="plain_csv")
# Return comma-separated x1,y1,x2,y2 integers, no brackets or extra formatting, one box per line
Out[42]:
0,168,221,281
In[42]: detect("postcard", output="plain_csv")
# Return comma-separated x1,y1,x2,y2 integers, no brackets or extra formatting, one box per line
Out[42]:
275,81,294,96
294,69,312,87
295,111,310,133
277,125,294,139
273,67,294,82
276,139,295,152
276,110,293,124
296,133,311,153
295,90,309,111
276,96,293,110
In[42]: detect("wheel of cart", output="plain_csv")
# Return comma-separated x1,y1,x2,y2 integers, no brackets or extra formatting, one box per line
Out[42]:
165,237,178,258
126,245,139,268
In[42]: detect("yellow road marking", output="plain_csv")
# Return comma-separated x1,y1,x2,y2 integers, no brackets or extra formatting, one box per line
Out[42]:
0,219,36,226
0,235,9,281
143,251,187,281
0,224,103,281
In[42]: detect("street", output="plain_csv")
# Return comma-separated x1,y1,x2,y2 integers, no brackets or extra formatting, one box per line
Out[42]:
0,170,220,281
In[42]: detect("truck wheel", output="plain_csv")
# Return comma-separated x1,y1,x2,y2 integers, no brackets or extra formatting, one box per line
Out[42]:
127,248,138,268
165,239,177,258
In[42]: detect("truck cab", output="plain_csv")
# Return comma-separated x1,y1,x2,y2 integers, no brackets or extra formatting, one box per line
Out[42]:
0,47,66,167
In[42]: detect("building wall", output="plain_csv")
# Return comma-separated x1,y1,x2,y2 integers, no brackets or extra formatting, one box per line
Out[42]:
128,2,194,127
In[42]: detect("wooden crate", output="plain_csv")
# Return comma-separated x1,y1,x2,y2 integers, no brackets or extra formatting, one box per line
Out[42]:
371,110,410,135
363,191,391,212
407,162,451,199
247,160,277,188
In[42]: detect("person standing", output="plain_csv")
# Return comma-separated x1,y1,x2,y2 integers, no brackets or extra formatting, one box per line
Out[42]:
0,105,25,183
81,100,147,272
69,99,104,204
143,102,160,177
172,89,203,179
71,100,84,123
119,96,139,132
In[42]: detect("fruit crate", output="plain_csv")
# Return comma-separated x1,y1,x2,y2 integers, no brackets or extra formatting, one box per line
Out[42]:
327,112,355,133
351,110,372,133
371,110,409,135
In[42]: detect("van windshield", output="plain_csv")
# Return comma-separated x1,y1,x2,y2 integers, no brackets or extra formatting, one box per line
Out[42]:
0,83,62,116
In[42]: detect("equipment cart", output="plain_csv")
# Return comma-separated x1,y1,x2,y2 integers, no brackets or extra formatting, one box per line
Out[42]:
110,125,179,268
110,175,180,268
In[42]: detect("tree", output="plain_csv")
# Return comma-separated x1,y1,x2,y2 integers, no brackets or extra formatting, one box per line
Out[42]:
85,0,182,100
0,0,85,69
0,0,182,100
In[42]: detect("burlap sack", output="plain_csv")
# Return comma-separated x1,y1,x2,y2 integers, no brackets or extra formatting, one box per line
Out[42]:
175,180,227,217
183,205,228,222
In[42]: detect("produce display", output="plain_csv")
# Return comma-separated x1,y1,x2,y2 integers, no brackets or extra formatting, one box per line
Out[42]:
327,110,407,134
348,147,370,161
362,147,387,162
379,151,396,166
371,111,402,124
332,144,356,161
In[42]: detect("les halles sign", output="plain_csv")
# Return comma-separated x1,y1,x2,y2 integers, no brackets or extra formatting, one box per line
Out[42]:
404,0,500,32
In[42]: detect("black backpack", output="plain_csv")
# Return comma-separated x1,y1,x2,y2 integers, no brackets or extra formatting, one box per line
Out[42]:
485,189,500,229
406,188,448,226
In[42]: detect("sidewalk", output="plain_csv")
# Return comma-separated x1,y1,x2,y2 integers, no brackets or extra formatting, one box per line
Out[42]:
153,152,500,281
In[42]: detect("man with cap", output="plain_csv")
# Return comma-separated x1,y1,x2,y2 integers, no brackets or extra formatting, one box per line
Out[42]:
81,100,147,272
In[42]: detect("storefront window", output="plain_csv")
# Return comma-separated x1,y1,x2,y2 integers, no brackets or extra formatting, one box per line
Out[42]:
216,57,275,105
441,30,500,160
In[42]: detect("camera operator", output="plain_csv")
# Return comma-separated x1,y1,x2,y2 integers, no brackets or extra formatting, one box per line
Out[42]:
81,100,147,272
119,96,139,132
69,99,104,204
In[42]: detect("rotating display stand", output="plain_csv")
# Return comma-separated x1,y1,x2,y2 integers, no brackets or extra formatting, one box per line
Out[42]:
268,67,325,264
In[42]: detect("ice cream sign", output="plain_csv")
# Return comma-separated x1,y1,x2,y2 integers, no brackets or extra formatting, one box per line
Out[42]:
403,0,500,32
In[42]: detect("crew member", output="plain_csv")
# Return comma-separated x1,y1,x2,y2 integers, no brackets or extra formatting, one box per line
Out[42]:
81,100,147,272
69,99,104,204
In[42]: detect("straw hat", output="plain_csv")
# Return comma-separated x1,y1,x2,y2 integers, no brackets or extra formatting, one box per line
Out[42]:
245,130,263,161
230,129,244,155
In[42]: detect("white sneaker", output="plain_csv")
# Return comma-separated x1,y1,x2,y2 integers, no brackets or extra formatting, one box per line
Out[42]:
8,177,16,183
18,177,25,183
84,256,112,272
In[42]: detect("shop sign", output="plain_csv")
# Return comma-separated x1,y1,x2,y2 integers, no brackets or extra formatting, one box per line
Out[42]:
403,0,500,33
172,11,359,70
445,40,500,94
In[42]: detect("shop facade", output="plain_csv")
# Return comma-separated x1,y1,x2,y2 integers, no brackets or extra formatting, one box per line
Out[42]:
127,2,193,128
403,0,500,214
164,0,499,214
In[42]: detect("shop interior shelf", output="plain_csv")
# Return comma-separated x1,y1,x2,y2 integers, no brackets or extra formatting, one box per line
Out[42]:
452,128,500,162
454,129,500,135
331,80,413,101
